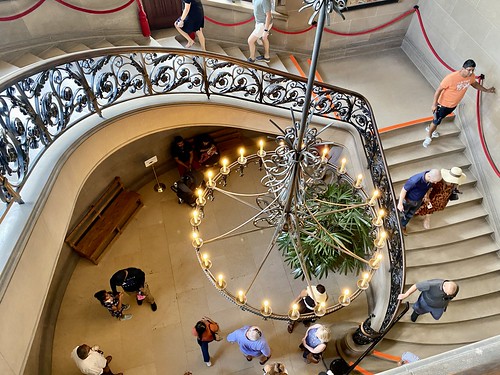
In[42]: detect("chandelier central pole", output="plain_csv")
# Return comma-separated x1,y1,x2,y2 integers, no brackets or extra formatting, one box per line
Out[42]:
283,0,328,217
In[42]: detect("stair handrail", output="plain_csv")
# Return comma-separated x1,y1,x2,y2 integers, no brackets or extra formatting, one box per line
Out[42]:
0,48,405,329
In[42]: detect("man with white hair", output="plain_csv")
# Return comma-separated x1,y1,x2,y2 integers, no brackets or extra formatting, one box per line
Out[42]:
397,169,442,235
227,325,271,365
398,279,459,322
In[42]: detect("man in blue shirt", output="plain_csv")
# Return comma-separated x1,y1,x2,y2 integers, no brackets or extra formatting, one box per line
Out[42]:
397,169,441,235
227,325,271,365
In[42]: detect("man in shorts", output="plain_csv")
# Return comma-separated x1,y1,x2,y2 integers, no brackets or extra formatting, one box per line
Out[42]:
423,59,495,148
248,0,272,63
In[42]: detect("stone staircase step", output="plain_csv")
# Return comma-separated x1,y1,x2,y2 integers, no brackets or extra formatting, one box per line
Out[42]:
389,153,472,185
37,47,67,60
151,28,180,40
386,315,500,345
385,136,465,168
224,46,247,61
405,252,500,283
278,54,302,76
406,234,498,266
109,39,140,47
268,55,287,72
404,217,491,248
9,52,43,68
381,120,459,151
404,271,500,303
205,41,227,56
89,40,117,49
0,60,18,78
58,42,92,53
403,200,487,234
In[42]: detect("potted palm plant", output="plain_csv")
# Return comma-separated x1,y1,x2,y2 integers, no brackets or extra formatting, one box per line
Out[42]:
277,181,373,280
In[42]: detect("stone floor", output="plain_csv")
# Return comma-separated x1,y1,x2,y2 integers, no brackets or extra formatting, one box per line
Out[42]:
51,48,436,375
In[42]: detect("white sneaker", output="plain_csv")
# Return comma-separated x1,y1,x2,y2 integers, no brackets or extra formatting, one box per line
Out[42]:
206,361,212,367
423,137,432,148
425,126,440,138
120,314,133,321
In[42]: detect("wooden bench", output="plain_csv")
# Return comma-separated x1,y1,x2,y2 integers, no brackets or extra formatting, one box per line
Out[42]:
65,177,143,264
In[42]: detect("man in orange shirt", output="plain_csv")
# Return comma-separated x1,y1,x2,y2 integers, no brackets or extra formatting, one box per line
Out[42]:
423,59,495,148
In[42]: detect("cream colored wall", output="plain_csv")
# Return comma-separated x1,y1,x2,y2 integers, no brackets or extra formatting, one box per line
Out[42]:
0,97,367,374
403,0,500,235
204,0,418,58
0,0,142,57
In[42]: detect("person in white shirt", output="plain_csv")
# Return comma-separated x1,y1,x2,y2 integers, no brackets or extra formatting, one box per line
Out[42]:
71,344,122,375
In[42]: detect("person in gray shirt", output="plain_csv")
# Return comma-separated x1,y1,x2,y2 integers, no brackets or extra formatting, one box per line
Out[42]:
247,0,273,63
398,279,459,322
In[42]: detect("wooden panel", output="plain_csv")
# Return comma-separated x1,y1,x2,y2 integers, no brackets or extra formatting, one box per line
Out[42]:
143,0,182,30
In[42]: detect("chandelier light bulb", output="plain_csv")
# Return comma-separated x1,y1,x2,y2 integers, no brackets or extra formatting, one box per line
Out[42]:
354,174,363,188
373,209,385,226
288,303,300,320
236,290,247,305
339,289,351,306
368,189,380,206
190,209,201,227
238,148,247,165
369,253,383,269
261,300,272,317
339,157,347,174
314,301,327,317
321,147,329,163
216,274,226,290
201,253,212,269
196,188,206,206
257,140,266,158
375,230,387,248
192,231,203,248
357,272,370,290
220,158,230,175
207,170,214,188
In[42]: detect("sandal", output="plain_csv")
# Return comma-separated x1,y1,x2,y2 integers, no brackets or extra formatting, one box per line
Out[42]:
259,355,271,365
245,355,253,361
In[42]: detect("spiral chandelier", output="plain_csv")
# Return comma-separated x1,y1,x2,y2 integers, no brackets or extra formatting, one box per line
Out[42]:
188,0,388,321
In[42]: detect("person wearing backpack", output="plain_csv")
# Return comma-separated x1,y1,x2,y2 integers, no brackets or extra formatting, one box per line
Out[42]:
192,317,220,366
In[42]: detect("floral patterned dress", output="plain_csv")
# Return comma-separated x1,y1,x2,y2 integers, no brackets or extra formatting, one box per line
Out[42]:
415,180,455,216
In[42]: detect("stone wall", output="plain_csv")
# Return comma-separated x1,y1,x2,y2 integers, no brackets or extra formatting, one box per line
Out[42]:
403,0,500,237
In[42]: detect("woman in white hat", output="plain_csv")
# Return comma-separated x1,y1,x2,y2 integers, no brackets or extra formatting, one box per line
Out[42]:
414,166,466,229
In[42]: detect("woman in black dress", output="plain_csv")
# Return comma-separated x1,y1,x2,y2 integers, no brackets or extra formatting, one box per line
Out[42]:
174,0,206,50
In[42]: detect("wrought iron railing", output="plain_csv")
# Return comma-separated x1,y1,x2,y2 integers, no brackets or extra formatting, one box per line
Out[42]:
0,47,404,330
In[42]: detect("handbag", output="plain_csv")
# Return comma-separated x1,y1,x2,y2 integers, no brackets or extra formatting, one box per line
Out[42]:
449,188,461,201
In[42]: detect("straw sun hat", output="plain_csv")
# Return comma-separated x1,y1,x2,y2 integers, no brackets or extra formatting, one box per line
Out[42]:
441,167,467,185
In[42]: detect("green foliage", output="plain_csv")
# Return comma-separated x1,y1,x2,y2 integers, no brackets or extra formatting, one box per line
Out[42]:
277,182,372,280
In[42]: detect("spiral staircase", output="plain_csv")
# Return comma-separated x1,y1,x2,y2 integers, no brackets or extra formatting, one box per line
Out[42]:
1,30,499,374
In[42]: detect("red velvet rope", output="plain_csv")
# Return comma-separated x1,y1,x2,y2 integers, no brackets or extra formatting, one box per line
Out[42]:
53,0,135,15
0,0,46,21
414,7,453,72
204,15,254,27
272,25,314,35
323,7,416,36
475,76,500,177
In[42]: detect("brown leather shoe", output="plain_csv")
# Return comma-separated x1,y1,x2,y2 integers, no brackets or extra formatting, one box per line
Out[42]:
245,355,253,361
402,226,408,236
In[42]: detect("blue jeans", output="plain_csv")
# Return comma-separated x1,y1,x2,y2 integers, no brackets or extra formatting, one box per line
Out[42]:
197,339,210,362
400,199,423,227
